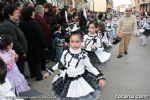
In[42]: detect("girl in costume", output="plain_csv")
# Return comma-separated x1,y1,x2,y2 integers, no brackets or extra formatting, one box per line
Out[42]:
82,21,111,69
98,22,112,52
44,31,106,100
0,34,30,94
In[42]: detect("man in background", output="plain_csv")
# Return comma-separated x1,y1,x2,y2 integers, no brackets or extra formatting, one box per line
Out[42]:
117,7,137,58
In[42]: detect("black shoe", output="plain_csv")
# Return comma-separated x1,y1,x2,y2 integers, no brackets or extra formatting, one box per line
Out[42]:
24,75,29,79
35,77,43,81
117,55,123,58
35,75,43,81
28,83,31,87
31,75,35,78
124,51,128,55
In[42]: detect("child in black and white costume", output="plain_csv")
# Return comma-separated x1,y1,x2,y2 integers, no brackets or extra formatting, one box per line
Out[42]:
112,16,119,37
105,16,115,42
138,17,150,46
82,21,111,69
98,22,112,52
142,22,150,46
138,16,146,36
44,31,106,100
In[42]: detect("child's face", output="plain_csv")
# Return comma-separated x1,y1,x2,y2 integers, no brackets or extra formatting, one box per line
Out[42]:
7,42,13,49
70,35,82,49
88,24,96,34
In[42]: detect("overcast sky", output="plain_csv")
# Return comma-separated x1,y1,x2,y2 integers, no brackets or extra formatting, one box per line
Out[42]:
113,0,132,7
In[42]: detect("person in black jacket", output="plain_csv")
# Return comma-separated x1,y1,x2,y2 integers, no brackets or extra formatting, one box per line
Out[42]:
0,4,27,77
19,7,46,81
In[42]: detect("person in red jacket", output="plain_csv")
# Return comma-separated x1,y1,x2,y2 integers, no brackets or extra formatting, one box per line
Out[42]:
34,5,51,71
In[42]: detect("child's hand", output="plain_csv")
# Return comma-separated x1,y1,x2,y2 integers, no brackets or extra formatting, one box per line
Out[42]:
14,53,18,61
11,52,18,61
90,45,96,50
43,72,49,79
99,80,106,89
63,42,68,48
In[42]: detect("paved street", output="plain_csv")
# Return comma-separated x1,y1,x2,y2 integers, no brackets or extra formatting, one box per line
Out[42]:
25,36,150,100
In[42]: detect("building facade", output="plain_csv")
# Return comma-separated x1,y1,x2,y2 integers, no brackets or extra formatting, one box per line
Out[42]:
47,0,108,12
133,0,150,12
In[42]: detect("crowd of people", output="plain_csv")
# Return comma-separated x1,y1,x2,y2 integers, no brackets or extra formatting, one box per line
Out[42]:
0,0,150,100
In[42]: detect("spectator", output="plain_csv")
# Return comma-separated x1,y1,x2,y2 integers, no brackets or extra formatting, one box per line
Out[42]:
0,4,28,78
24,0,34,8
43,3,56,61
19,7,46,81
0,34,30,93
44,4,60,33
34,5,50,71
53,24,65,62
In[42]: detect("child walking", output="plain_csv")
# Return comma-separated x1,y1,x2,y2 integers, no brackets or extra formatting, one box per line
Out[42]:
139,17,150,46
0,34,30,94
105,16,114,41
98,22,112,52
44,31,106,100
82,21,111,69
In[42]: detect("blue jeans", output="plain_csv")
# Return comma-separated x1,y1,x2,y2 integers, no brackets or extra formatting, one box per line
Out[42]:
55,46,63,62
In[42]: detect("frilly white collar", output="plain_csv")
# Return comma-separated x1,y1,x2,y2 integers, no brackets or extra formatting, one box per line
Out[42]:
69,47,82,54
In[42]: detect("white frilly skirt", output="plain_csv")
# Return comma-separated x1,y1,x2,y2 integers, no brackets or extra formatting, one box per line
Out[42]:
51,70,101,100
95,50,111,63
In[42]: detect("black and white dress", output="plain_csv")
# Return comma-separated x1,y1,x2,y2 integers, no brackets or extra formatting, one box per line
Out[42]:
142,22,150,37
138,19,150,37
82,34,111,68
105,20,114,39
98,32,112,52
47,47,105,100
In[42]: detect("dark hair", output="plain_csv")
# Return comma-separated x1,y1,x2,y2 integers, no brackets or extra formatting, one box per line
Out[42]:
52,6,57,16
2,4,17,19
54,24,61,31
15,2,21,8
73,14,80,21
88,20,98,28
98,22,105,32
21,7,34,20
0,34,13,50
98,12,104,20
24,0,34,8
68,14,73,22
0,3,6,22
43,3,53,15
70,30,83,40
0,58,7,84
